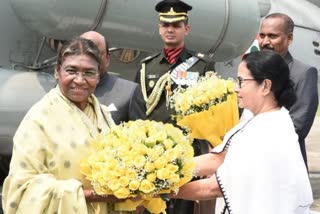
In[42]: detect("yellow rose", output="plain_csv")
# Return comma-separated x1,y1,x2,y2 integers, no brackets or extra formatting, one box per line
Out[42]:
107,179,121,191
146,173,157,182
154,131,167,142
168,173,180,183
126,169,137,180
184,146,195,158
133,144,148,155
103,170,115,180
154,157,166,169
139,179,155,193
93,184,110,195
166,163,178,172
95,174,107,186
122,156,134,167
164,149,177,162
134,156,146,168
114,187,130,199
144,162,155,172
118,145,131,156
157,168,170,180
181,161,196,177
106,159,117,170
119,176,129,187
147,149,159,161
163,139,173,150
129,180,140,191
154,146,165,156
115,168,126,177
173,145,184,156
80,119,198,201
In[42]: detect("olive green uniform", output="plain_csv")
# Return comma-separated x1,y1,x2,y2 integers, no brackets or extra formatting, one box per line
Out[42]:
136,48,214,124
135,48,215,214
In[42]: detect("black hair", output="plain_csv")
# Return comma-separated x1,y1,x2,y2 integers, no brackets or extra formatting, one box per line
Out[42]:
264,13,294,35
242,50,296,109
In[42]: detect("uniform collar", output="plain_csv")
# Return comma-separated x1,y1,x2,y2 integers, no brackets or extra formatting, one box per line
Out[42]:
157,47,190,65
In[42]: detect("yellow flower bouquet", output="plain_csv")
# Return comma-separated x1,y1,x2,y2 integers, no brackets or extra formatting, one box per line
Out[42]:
80,120,195,214
170,72,239,147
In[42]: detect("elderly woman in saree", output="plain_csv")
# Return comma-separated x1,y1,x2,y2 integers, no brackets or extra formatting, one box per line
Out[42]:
2,37,133,214
170,50,313,214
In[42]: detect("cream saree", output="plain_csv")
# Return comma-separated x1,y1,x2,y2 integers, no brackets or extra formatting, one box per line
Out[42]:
2,86,131,214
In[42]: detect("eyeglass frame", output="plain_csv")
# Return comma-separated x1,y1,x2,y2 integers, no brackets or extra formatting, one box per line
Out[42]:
236,77,257,88
61,66,99,80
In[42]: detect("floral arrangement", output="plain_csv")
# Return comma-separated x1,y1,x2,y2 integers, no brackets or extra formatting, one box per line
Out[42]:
80,120,195,213
170,72,239,147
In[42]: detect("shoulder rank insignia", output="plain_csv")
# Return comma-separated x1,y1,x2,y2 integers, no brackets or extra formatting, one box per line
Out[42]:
140,53,161,63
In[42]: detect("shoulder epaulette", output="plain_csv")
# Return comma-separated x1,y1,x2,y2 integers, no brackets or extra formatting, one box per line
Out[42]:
196,52,206,60
140,53,161,63
186,49,208,62
195,51,215,64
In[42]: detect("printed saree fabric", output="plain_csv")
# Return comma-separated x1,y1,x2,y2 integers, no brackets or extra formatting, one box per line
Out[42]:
213,108,313,214
2,87,129,214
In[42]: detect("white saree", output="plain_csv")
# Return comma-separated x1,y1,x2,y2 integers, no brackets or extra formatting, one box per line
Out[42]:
212,108,313,214
2,86,130,214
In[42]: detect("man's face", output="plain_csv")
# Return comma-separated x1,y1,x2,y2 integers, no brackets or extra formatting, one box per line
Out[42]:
258,17,293,56
159,21,190,48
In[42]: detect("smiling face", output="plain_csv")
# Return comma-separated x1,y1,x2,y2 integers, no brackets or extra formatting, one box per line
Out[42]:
55,54,100,110
159,21,190,48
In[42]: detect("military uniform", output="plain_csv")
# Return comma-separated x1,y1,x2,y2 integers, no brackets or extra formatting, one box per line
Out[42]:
136,48,215,214
136,0,216,213
136,48,214,124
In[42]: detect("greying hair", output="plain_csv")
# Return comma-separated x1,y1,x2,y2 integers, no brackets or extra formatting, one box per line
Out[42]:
57,37,101,70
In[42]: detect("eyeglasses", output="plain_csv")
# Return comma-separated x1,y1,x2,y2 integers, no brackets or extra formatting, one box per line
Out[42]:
63,68,99,79
236,77,256,88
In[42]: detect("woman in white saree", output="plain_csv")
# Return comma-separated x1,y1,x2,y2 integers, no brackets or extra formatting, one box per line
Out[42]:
2,38,133,214
170,50,313,214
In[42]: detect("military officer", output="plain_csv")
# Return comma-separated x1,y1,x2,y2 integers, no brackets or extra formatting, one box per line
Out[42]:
135,0,215,213
135,0,214,123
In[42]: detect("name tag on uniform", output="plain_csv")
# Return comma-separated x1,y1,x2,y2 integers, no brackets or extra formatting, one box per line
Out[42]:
171,70,199,86
146,74,159,79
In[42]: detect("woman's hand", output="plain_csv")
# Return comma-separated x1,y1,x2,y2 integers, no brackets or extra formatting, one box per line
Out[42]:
193,150,227,177
84,189,125,203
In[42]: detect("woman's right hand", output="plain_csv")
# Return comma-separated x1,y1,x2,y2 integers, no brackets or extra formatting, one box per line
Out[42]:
84,189,125,203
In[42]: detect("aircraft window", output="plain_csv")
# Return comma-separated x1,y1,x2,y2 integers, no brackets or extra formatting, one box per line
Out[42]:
314,49,320,56
312,41,319,47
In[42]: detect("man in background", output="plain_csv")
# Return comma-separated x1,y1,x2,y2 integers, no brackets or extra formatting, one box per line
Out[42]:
81,31,146,124
135,0,215,213
258,13,318,168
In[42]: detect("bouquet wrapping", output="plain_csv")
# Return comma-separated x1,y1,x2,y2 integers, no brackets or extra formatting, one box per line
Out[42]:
170,73,239,147
80,120,195,214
